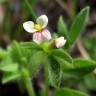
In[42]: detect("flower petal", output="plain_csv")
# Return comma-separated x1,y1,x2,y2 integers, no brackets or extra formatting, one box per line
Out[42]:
55,37,66,48
42,29,51,41
36,15,48,28
33,32,43,44
23,21,36,33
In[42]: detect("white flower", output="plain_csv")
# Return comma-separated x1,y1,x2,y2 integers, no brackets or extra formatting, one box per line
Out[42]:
23,15,51,44
55,37,66,48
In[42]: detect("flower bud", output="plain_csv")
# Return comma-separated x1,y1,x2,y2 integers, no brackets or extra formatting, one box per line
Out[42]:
55,37,66,48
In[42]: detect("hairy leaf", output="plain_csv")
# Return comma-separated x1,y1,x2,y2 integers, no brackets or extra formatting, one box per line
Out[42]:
64,59,96,77
52,49,73,64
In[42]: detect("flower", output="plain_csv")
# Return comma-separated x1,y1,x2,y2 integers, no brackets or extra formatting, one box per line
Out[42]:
55,37,66,48
23,15,51,44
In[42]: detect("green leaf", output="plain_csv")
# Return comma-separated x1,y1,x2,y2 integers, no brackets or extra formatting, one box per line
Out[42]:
24,0,37,19
64,59,96,77
10,41,22,63
73,59,96,68
21,42,40,50
29,51,45,77
48,56,61,87
54,56,73,70
11,41,32,65
57,16,70,48
0,56,18,72
2,71,21,84
55,88,88,96
52,49,73,64
69,7,90,46
0,63,18,72
30,0,38,6
0,49,8,60
82,74,96,90
51,49,73,75
58,16,68,38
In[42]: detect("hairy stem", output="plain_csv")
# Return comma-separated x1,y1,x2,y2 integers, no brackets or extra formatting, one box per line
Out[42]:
21,69,35,96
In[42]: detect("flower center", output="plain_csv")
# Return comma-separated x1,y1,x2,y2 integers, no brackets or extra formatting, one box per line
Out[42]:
34,24,42,31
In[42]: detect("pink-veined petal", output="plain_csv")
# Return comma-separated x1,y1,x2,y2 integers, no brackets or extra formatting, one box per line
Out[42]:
23,21,36,33
42,29,51,41
36,15,48,28
33,32,43,44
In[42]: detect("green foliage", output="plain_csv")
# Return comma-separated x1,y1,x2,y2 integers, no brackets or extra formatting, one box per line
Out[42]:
0,6,94,96
0,63,18,72
55,88,88,96
57,7,90,48
29,50,45,77
24,0,37,19
0,55,18,72
52,49,73,64
64,59,96,77
57,16,70,48
2,71,21,84
83,37,96,60
79,73,96,92
10,41,23,64
0,49,8,60
73,59,96,68
48,56,61,87
58,16,68,38
44,49,73,87
29,0,38,7
69,7,89,45
21,42,40,50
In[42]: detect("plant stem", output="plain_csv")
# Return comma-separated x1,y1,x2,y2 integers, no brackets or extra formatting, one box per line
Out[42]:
44,62,49,96
22,69,35,96
24,0,37,19
25,77,35,96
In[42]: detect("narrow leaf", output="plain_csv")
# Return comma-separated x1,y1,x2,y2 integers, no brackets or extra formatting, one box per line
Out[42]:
64,59,96,77
48,56,61,87
0,56,18,72
55,88,88,96
11,41,22,63
58,16,68,38
54,56,73,69
74,59,96,68
0,63,18,72
21,42,40,50
52,49,73,64
57,16,70,48
2,72,21,84
69,7,90,45
29,51,45,77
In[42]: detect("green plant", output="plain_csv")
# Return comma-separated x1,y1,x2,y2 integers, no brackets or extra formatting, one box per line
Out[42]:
0,6,95,96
